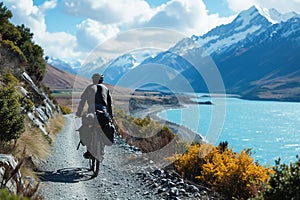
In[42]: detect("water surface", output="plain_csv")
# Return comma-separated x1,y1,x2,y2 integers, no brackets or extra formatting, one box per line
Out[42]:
158,96,300,165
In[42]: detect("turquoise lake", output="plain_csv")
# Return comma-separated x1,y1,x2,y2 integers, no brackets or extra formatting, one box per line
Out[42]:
158,96,300,165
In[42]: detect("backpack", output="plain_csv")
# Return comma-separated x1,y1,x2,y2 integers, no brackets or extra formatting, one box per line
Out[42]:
96,110,115,145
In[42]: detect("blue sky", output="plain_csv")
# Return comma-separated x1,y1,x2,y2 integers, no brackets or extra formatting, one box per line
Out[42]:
42,0,235,34
2,0,300,61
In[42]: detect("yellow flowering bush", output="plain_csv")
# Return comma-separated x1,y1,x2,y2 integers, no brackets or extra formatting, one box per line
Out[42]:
174,143,214,180
174,143,272,199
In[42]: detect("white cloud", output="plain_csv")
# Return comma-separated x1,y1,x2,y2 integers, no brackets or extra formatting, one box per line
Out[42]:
93,28,186,58
142,0,232,36
76,19,120,51
3,0,47,34
3,0,235,61
71,0,233,58
226,0,255,12
61,0,154,24
39,32,80,59
226,0,300,14
40,0,57,12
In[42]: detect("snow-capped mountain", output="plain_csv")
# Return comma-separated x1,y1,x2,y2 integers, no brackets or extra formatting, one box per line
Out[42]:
256,7,299,23
140,6,300,100
77,56,109,79
171,6,274,56
78,50,157,84
101,53,138,84
170,5,299,57
46,57,81,75
104,51,159,85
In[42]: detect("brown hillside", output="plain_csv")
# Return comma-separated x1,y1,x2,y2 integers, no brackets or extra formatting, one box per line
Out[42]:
42,63,135,110
42,64,90,108
42,63,90,90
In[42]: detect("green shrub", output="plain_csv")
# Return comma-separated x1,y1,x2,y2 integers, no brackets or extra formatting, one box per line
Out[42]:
0,68,19,86
1,3,46,83
0,189,29,200
263,155,300,200
20,41,45,82
0,86,25,141
1,40,26,63
113,108,175,152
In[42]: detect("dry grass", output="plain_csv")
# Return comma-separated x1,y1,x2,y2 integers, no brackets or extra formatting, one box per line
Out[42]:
11,114,65,181
12,125,49,182
46,113,65,141
15,126,50,160
13,114,65,158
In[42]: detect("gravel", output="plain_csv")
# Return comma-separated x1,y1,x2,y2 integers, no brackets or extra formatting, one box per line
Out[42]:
37,114,222,200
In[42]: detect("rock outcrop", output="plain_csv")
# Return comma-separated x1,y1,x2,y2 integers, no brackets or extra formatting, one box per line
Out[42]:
21,71,61,135
0,154,22,193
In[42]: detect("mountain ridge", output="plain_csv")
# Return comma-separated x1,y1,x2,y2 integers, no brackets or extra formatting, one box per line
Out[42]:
140,6,300,101
48,6,300,101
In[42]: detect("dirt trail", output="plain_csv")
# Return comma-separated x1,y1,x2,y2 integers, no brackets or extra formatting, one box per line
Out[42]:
37,114,160,200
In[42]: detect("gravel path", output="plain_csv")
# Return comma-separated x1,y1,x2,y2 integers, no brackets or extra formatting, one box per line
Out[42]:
37,114,159,200
37,114,221,200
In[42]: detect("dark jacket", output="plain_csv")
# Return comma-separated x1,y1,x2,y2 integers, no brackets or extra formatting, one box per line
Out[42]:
76,83,113,117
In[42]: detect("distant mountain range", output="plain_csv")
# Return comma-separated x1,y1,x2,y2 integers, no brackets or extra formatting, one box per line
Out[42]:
48,6,300,101
46,57,81,75
147,5,300,101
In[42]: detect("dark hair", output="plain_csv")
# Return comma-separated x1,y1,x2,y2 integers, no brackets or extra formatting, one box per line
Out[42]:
92,73,104,84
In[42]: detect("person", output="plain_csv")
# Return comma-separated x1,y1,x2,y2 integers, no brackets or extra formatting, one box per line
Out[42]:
76,73,113,118
75,73,114,175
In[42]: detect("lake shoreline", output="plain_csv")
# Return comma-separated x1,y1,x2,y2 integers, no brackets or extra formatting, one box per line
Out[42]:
131,104,204,144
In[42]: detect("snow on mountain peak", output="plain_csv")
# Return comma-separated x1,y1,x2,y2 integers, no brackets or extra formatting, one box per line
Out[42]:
165,5,300,60
237,5,298,25
46,56,81,74
109,53,137,69
254,5,278,24
255,5,299,24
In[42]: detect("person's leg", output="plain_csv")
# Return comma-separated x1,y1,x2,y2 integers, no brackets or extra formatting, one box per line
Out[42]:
92,143,104,177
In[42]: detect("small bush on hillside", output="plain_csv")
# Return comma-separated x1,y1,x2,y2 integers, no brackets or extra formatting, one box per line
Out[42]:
174,142,272,199
113,108,175,152
1,68,19,86
40,84,54,101
0,86,25,141
1,40,26,63
263,155,300,200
